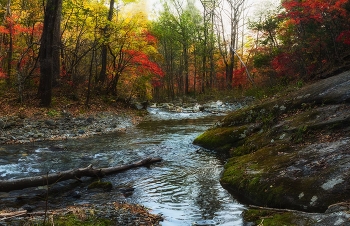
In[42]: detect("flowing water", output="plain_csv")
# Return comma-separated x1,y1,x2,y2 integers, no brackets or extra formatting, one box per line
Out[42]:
0,107,245,225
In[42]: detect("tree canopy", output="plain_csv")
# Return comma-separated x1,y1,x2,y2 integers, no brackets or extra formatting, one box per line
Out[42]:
0,0,350,105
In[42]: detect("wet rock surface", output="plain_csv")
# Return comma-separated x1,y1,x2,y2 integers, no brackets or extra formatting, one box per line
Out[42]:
194,71,350,225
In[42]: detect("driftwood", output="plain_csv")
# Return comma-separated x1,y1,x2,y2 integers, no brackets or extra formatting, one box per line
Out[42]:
0,208,71,220
0,157,162,192
0,210,27,219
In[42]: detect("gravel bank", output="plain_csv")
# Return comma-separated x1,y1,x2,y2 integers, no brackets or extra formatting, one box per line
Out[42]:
0,111,141,145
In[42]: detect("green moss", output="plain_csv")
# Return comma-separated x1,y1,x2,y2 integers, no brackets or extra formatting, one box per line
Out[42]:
47,109,59,117
220,103,278,127
88,181,113,190
243,209,297,226
193,125,248,152
243,209,316,226
221,144,298,207
231,131,270,157
292,125,308,143
230,144,257,157
53,214,111,226
19,214,112,226
243,209,272,223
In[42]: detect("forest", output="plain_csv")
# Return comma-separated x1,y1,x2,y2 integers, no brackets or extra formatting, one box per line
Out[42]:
1,0,350,224
0,0,350,107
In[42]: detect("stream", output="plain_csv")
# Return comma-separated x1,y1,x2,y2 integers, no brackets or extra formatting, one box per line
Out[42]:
0,106,245,225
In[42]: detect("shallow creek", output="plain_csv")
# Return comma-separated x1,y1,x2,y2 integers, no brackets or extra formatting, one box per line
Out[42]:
0,107,245,225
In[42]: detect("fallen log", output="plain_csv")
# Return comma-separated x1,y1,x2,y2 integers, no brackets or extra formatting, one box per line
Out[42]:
0,157,162,192
0,210,27,218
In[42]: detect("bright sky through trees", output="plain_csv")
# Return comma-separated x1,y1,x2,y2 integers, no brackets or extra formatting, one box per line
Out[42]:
143,0,280,19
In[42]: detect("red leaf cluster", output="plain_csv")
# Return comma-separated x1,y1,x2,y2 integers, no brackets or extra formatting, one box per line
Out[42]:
336,30,350,45
125,50,164,78
142,30,158,45
0,69,7,79
232,67,247,86
271,53,297,77
281,0,348,25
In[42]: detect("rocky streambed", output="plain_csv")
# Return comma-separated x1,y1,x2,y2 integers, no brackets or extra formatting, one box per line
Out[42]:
0,111,139,145
194,71,350,225
0,100,244,145
0,100,246,225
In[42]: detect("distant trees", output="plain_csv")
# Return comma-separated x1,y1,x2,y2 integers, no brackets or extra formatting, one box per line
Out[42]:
152,0,204,98
215,0,248,89
152,0,254,98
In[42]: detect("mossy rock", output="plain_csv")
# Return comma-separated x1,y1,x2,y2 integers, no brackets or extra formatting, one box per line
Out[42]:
88,181,113,191
220,144,302,209
193,125,249,152
219,101,288,128
243,209,316,226
195,72,350,212
220,138,350,212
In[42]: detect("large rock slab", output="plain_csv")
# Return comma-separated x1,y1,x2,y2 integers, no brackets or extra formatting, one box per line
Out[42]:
194,71,350,212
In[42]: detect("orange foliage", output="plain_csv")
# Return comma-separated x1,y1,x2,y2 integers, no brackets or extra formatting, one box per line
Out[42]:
232,67,247,87
124,49,164,78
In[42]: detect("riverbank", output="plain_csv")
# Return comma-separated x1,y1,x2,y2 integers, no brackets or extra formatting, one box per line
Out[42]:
0,201,163,225
0,99,245,225
0,93,246,145
194,71,350,225
0,98,165,225
0,97,146,145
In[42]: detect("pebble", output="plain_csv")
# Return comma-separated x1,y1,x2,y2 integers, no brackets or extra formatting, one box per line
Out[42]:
0,112,133,145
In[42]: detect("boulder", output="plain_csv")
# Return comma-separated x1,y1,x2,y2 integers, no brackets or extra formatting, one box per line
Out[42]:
194,71,350,212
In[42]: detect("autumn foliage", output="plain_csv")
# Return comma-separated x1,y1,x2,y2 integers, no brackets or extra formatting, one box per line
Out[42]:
1,0,350,106
250,0,350,81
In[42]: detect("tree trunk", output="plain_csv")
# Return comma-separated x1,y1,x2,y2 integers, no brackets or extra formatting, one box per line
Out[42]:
4,0,12,86
184,45,189,95
51,0,62,87
98,0,115,86
38,0,62,107
0,157,162,192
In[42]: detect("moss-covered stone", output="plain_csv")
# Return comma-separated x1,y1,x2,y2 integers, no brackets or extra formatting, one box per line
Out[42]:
87,181,113,191
243,209,316,226
194,71,350,212
220,144,304,209
193,125,249,152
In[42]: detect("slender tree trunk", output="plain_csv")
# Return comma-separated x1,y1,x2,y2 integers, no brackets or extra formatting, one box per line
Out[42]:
6,24,12,86
184,45,189,95
86,47,95,107
201,4,207,94
38,0,62,107
193,46,197,97
52,1,62,87
98,0,115,86
4,0,12,86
